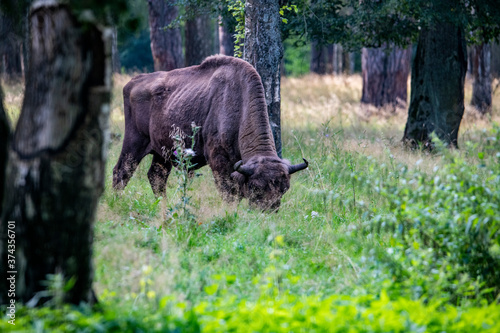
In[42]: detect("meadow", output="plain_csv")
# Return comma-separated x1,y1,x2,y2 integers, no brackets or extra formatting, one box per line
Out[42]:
2,73,500,332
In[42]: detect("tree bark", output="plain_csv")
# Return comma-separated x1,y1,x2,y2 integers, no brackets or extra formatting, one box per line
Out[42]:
326,44,334,74
361,44,411,108
332,44,343,74
147,0,183,71
219,15,235,56
310,41,327,74
492,42,500,78
403,24,467,148
0,2,111,305
470,43,492,114
111,26,121,73
244,0,283,157
185,13,214,66
0,12,23,81
0,84,10,218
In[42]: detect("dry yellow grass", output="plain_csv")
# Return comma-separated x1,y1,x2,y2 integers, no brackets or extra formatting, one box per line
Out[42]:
281,74,500,171
2,73,499,194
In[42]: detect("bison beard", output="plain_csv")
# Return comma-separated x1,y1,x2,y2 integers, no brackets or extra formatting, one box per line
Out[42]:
113,55,307,211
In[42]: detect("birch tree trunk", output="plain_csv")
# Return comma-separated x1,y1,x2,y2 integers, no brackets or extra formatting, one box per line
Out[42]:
244,0,283,157
403,24,467,148
147,0,183,71
0,1,111,305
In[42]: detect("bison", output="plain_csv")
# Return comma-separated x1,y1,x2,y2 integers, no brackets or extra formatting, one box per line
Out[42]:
113,55,308,211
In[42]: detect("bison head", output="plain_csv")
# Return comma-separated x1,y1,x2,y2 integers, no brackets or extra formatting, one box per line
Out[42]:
231,156,308,211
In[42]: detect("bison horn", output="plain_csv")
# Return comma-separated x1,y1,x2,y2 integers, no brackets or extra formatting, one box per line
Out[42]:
288,158,309,174
234,160,254,177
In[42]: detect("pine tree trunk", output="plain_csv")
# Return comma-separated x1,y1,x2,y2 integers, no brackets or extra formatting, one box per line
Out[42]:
218,16,235,56
361,44,411,108
403,24,467,148
470,43,492,114
185,13,214,66
0,2,111,305
147,0,183,71
244,0,283,157
310,41,327,74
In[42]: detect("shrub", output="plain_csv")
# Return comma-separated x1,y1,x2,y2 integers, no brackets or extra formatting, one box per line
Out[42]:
366,129,500,303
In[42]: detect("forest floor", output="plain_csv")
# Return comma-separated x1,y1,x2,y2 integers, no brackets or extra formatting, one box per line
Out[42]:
2,74,500,331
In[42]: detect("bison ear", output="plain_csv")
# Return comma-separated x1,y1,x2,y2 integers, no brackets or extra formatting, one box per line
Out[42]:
288,158,309,175
234,160,254,177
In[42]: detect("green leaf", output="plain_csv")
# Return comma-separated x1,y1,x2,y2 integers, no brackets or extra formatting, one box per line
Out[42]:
204,284,218,295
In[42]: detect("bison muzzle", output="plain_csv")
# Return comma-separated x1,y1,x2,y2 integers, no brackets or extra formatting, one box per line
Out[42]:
112,55,308,211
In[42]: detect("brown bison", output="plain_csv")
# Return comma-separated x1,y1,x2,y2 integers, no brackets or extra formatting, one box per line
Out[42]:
113,55,308,210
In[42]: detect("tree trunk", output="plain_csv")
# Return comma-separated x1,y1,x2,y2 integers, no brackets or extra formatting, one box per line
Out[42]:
0,84,9,218
470,43,492,114
185,13,214,66
332,44,343,74
342,51,351,74
0,12,23,81
326,44,334,74
111,26,121,73
361,44,411,108
403,24,467,148
218,15,235,56
0,2,111,305
310,41,327,74
147,0,183,71
244,0,283,157
492,42,500,78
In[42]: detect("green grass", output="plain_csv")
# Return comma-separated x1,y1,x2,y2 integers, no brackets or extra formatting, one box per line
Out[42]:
2,75,500,331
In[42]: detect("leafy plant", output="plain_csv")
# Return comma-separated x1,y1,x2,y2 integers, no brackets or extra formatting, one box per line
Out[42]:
164,122,202,239
365,132,500,303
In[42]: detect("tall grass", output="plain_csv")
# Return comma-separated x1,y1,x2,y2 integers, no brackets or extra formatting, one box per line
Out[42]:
2,74,500,331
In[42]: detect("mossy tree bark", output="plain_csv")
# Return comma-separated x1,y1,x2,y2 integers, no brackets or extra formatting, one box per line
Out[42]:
147,0,183,71
470,43,492,114
361,44,411,108
0,1,111,305
244,0,283,157
403,24,467,148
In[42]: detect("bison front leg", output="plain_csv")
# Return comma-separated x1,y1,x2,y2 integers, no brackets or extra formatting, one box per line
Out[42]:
148,152,171,197
209,156,243,203
112,136,150,191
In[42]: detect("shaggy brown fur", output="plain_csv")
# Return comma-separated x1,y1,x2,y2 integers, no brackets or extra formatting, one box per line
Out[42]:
113,55,307,211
